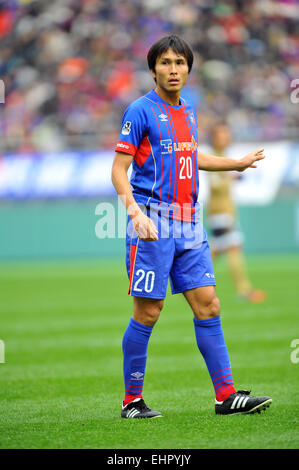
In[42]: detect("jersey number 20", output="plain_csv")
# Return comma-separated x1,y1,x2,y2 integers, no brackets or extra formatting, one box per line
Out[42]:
179,156,192,179
133,269,155,293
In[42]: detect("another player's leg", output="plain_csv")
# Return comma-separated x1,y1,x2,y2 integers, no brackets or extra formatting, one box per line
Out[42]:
226,245,267,303
209,215,266,303
121,297,163,419
185,285,272,415
210,248,220,263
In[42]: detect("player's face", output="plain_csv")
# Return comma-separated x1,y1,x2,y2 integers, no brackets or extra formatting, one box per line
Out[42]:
212,126,232,150
152,48,189,95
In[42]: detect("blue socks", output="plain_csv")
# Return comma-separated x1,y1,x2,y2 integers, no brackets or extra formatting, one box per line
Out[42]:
122,317,153,405
122,315,235,405
193,316,236,401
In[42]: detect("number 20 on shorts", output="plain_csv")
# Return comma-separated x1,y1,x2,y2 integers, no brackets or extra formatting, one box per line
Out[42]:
133,269,155,293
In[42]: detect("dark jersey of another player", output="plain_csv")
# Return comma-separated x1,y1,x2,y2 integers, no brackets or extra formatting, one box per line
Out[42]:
115,89,199,221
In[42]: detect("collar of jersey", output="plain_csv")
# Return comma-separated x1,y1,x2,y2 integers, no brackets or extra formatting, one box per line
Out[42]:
149,89,183,110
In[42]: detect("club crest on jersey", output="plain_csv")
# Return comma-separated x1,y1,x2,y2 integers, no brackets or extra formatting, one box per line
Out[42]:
122,121,132,135
189,112,196,125
158,113,168,122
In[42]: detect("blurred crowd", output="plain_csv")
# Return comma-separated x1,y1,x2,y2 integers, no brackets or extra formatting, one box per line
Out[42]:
0,0,299,154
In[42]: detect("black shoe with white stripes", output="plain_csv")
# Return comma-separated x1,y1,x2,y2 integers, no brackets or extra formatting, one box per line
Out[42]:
215,390,272,415
121,398,163,419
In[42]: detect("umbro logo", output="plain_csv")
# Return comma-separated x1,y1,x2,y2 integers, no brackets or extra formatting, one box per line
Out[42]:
205,273,215,278
158,113,168,122
131,371,143,379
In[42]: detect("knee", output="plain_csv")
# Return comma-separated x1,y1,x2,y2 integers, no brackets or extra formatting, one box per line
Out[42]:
142,300,163,326
133,299,164,327
209,296,221,317
146,302,163,326
194,295,220,319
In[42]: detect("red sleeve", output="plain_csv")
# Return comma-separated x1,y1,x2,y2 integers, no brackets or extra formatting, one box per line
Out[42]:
115,140,137,157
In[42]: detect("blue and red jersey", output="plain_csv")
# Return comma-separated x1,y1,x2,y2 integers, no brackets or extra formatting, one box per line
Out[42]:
115,89,199,221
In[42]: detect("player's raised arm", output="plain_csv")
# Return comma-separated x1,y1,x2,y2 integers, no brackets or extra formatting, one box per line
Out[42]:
198,148,265,172
111,152,158,241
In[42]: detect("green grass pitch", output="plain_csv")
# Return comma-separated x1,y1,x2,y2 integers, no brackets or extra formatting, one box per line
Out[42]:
0,254,298,449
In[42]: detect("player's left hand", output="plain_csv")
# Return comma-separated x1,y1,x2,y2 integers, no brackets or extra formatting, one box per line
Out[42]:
237,148,265,172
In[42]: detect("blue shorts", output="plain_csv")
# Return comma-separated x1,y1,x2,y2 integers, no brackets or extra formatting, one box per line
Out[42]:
126,211,215,299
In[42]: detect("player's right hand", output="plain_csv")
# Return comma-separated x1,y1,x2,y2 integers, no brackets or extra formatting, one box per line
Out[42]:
238,148,265,171
132,211,159,241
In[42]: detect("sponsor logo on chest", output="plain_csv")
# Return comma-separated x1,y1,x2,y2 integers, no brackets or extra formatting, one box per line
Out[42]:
160,136,198,154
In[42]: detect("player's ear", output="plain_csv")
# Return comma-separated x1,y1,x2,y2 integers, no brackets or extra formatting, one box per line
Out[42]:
150,69,156,81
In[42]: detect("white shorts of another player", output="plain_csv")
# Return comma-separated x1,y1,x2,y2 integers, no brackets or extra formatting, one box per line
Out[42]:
208,213,243,252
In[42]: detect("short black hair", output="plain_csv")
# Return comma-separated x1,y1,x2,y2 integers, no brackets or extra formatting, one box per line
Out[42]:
147,35,194,75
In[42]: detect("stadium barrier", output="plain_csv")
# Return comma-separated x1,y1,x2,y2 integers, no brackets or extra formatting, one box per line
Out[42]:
0,143,298,260
0,196,298,260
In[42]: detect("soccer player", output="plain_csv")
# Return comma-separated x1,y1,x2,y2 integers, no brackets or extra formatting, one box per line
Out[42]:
207,122,267,303
111,35,272,418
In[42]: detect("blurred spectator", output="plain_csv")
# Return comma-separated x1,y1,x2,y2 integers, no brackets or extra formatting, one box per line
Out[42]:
0,0,298,154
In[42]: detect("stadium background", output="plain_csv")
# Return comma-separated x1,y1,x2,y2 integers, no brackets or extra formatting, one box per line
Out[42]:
0,0,298,450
